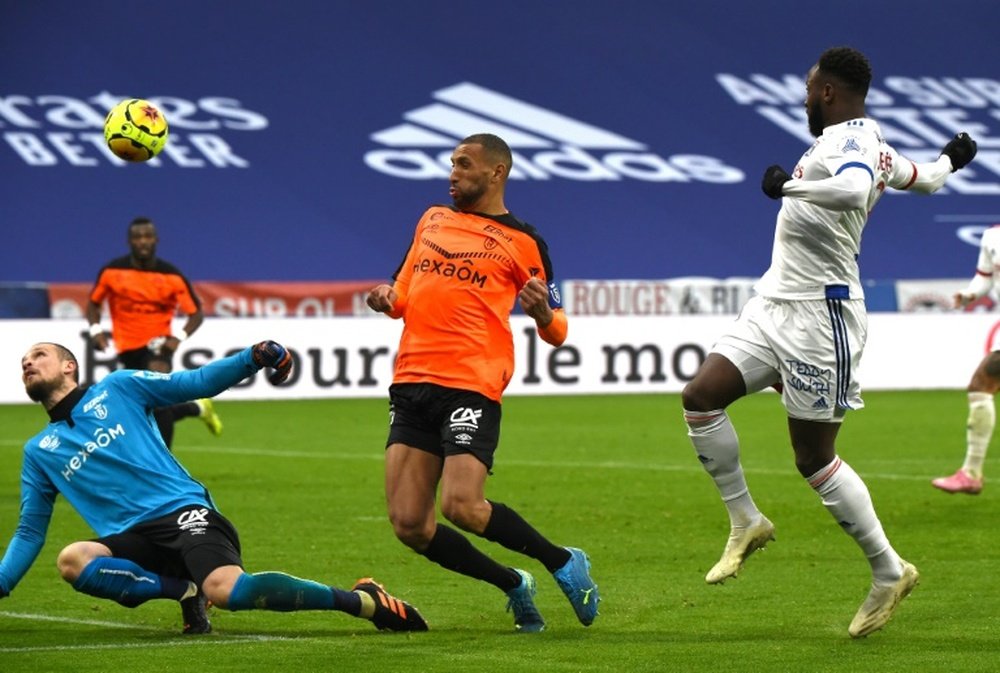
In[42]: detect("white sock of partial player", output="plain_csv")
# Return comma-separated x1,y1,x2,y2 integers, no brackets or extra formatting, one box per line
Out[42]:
684,409,760,527
807,456,902,583
962,392,993,479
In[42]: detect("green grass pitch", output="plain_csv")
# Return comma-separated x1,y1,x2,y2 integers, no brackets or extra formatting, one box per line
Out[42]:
1,391,999,672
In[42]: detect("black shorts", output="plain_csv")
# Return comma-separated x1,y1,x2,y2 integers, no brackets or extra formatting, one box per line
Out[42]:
117,346,173,371
96,506,243,587
387,382,502,470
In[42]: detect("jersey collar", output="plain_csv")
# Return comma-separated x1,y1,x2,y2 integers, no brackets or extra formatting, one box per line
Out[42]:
48,386,86,426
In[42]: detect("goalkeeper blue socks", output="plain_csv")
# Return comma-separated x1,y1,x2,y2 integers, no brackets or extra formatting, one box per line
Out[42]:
74,560,362,616
72,557,190,607
228,571,347,612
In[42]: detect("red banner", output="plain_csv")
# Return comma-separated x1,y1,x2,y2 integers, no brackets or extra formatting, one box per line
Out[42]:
47,280,384,318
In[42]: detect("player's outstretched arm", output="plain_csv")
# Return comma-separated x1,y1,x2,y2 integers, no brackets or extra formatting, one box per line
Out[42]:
0,506,53,599
905,132,978,195
251,341,293,384
941,132,977,172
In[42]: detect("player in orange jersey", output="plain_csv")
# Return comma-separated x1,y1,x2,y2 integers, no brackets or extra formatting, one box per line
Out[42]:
86,217,222,449
367,133,598,633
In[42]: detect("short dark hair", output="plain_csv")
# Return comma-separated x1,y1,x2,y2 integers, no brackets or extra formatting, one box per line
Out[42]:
128,216,154,233
47,342,79,383
461,133,513,172
817,47,872,97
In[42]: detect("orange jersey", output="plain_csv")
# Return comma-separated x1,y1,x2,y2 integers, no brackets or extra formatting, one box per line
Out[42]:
387,206,565,401
89,256,201,353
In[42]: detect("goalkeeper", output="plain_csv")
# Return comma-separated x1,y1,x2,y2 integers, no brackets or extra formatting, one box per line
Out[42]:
0,341,427,634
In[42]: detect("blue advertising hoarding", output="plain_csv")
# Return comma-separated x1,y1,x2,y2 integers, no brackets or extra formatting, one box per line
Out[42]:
1,0,998,285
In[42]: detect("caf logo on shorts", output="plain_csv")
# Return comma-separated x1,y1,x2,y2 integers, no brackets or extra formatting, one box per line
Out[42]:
449,407,482,432
177,507,210,534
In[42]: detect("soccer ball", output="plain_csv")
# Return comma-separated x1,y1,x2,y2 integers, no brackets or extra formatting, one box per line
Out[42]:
103,98,169,162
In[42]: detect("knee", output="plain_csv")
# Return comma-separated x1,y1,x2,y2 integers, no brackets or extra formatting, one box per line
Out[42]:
440,494,488,534
201,568,239,609
388,508,435,550
56,542,93,583
793,447,834,478
682,380,715,412
680,381,699,411
202,580,228,609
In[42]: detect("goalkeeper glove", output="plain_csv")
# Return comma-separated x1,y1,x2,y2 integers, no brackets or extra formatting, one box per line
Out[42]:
940,132,977,171
251,340,293,384
761,165,791,199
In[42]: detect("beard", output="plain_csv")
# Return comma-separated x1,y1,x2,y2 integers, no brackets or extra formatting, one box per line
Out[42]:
25,376,60,402
807,99,825,137
451,182,487,211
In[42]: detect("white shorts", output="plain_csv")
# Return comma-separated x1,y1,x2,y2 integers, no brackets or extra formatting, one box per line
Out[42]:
712,293,867,421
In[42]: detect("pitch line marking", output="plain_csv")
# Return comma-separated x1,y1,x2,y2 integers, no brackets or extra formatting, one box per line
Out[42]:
0,609,156,629
0,610,307,652
0,637,301,654
171,444,937,482
0,440,938,482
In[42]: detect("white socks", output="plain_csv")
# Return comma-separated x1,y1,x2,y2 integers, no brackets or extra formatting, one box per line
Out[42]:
962,392,994,478
686,408,904,584
807,456,902,583
684,409,760,527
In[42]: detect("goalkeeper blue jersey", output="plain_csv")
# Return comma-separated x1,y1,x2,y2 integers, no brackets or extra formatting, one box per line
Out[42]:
0,347,259,593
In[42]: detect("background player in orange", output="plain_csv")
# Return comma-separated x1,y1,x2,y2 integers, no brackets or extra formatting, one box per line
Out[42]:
367,133,598,633
86,216,221,449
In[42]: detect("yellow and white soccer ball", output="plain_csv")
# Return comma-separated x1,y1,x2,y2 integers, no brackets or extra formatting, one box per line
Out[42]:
103,98,169,162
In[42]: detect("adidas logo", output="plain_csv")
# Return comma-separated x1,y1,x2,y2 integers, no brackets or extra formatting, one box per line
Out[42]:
812,397,828,409
365,82,742,183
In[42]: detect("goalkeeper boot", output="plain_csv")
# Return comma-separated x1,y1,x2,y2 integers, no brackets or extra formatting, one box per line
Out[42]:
553,547,599,626
931,469,983,495
506,569,545,633
848,560,919,638
352,578,428,632
180,585,212,635
705,515,775,584
196,399,223,437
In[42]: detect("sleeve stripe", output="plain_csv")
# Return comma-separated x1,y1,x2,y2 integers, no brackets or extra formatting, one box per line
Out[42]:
835,161,874,180
901,160,919,190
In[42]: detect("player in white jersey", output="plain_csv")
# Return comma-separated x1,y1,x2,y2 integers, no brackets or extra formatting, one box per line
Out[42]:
681,46,977,638
932,225,1000,495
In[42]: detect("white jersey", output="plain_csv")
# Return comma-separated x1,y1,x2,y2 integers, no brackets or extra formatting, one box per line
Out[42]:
755,118,932,301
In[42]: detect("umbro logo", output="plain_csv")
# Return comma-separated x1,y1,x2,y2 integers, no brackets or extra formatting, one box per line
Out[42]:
365,82,742,183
